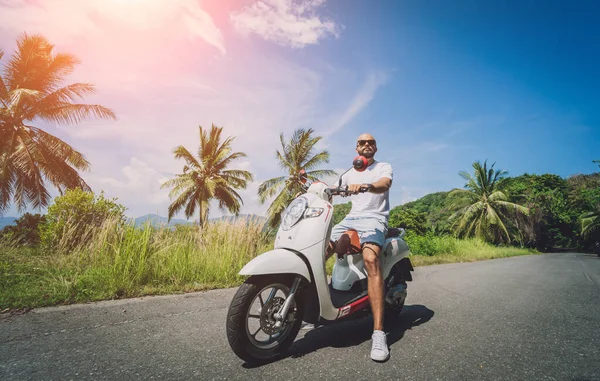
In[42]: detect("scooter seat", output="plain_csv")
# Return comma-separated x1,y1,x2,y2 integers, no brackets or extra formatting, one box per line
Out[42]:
335,230,361,257
385,228,402,238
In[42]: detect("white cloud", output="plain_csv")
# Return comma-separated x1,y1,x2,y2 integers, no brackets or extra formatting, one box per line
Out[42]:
0,0,226,54
0,0,390,221
230,0,342,48
83,157,170,216
325,71,389,136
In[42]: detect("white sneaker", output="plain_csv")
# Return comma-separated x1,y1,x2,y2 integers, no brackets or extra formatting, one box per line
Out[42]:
370,330,390,362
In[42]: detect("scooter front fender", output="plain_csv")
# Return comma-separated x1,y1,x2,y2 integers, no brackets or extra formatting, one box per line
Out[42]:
239,249,311,282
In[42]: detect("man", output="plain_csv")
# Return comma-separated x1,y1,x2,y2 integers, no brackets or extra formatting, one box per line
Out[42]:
329,133,393,362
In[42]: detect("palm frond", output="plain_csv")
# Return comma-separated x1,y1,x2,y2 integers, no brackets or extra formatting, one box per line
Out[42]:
266,187,293,228
258,176,286,204
166,187,196,221
37,103,116,124
582,210,600,238
214,152,247,172
214,185,243,215
25,83,96,120
486,204,511,242
488,190,508,202
306,169,337,179
173,146,201,169
302,150,330,171
494,200,529,215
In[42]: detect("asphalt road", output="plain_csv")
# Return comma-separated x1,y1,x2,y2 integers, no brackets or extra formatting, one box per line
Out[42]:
1,253,599,381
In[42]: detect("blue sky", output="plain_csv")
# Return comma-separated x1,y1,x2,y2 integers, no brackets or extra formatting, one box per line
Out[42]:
1,0,598,219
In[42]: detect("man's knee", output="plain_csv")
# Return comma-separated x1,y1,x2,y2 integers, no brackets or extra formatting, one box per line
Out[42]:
362,243,381,273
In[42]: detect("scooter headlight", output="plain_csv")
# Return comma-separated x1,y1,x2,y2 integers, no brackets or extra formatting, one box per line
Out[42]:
280,197,308,231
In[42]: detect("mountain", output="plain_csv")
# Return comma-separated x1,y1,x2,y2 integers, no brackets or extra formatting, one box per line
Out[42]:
210,214,267,224
0,217,18,229
131,214,267,228
132,214,193,227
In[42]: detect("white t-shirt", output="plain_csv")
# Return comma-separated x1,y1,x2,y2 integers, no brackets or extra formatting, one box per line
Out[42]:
340,160,393,219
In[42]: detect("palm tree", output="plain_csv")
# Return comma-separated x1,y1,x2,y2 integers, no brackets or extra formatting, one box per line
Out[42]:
449,160,529,243
259,128,336,228
0,33,116,214
161,125,253,226
581,209,600,239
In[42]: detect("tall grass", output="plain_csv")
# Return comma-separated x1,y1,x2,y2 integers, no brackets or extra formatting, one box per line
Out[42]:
76,218,271,297
1,218,271,309
405,232,537,266
1,220,536,310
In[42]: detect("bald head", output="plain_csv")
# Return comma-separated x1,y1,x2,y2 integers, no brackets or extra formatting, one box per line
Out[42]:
357,133,375,141
356,133,377,160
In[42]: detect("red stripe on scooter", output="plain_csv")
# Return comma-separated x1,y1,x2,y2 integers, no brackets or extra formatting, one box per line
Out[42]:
348,295,370,314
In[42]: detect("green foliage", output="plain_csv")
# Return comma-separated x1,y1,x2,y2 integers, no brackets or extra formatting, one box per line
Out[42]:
396,192,454,234
502,172,600,249
332,202,351,225
259,128,336,228
0,213,46,246
404,231,458,256
388,207,428,235
161,124,253,226
40,188,126,252
1,219,270,309
448,160,529,244
0,33,116,214
581,209,600,240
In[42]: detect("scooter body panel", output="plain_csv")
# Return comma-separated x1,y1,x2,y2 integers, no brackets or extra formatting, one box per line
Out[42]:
239,248,311,282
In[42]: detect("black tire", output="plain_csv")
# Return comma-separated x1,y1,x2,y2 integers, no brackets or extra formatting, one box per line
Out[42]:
384,281,407,322
226,275,304,363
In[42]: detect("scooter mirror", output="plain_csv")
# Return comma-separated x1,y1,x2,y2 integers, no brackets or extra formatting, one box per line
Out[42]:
299,169,308,184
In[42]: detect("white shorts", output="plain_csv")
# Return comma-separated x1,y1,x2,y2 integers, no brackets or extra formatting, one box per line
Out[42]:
330,215,388,248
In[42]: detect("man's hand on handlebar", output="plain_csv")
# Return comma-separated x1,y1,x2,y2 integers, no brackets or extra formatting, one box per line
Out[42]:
348,183,373,194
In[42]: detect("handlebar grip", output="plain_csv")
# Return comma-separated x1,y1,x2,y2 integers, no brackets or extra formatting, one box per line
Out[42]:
328,185,372,196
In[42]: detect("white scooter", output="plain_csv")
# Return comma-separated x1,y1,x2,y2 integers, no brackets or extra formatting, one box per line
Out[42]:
226,157,414,363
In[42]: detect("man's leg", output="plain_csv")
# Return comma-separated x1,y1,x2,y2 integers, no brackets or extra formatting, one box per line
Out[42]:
362,243,384,331
358,217,389,362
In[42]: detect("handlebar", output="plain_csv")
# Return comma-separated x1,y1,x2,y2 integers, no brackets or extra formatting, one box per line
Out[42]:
327,185,372,197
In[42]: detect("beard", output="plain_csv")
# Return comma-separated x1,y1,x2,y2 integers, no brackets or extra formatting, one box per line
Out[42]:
361,150,375,158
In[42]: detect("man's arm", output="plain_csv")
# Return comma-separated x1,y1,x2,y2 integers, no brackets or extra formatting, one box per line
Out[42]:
366,177,392,194
347,177,391,194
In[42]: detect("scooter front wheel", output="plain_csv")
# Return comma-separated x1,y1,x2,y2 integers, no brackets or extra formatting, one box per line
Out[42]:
226,275,304,363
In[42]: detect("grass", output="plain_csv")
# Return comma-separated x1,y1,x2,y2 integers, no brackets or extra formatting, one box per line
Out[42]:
1,219,270,310
404,233,538,266
0,220,536,311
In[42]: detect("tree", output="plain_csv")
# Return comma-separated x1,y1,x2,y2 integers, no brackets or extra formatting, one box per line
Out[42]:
581,209,600,240
449,160,529,244
388,207,428,235
161,125,253,226
0,212,46,246
258,129,336,228
0,33,116,214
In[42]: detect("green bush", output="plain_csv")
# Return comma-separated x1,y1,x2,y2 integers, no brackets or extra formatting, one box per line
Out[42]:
389,208,428,235
404,231,458,256
40,189,126,252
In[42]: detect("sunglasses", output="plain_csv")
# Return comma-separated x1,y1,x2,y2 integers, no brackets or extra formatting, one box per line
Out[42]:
357,139,376,146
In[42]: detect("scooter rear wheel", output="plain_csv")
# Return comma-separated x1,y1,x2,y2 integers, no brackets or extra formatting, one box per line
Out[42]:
226,275,304,363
